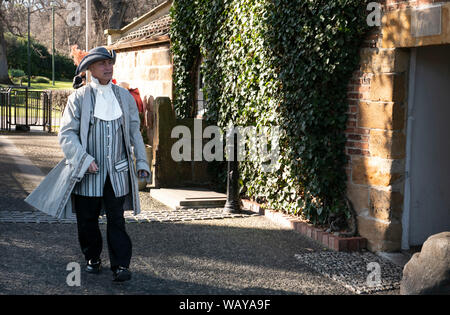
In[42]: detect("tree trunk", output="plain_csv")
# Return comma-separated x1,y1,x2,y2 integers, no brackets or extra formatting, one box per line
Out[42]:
91,0,127,46
109,0,127,29
0,29,12,85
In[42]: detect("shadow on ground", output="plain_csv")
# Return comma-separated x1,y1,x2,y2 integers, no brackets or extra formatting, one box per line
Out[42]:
0,217,353,295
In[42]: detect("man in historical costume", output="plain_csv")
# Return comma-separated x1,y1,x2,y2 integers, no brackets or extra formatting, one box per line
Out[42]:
25,46,151,282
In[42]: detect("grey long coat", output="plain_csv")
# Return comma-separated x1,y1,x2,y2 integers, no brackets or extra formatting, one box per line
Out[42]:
24,84,150,219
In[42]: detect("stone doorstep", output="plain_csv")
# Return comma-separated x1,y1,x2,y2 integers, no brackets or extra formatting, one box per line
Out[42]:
150,188,227,210
241,199,367,252
177,198,226,209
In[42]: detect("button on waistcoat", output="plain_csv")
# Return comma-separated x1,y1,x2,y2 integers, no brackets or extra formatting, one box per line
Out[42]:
73,116,130,197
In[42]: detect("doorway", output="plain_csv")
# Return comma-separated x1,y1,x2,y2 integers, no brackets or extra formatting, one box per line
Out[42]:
403,45,450,249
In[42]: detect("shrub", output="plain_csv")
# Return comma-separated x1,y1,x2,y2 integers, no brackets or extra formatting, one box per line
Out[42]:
5,33,76,80
33,76,50,83
8,68,26,78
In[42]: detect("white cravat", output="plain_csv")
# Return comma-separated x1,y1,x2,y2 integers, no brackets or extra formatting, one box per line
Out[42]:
90,76,123,121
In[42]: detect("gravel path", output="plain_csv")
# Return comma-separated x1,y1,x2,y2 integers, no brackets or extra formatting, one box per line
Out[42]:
0,131,400,295
0,217,356,295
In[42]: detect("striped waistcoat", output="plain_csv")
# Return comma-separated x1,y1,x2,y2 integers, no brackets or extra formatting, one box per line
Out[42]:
72,115,130,197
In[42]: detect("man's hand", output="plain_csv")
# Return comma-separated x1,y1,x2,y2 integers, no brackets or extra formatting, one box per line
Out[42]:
88,161,99,173
138,170,149,178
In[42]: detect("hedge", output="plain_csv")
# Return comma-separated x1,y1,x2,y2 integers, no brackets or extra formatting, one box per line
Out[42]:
6,33,76,80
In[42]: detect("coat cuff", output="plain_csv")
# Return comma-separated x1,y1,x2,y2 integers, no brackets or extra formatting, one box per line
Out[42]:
136,159,150,174
73,153,95,181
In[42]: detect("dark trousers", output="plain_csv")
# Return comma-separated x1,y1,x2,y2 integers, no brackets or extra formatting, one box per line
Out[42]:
73,174,132,270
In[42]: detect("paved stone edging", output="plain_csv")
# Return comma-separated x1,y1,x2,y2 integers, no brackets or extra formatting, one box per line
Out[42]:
0,208,259,224
242,199,368,252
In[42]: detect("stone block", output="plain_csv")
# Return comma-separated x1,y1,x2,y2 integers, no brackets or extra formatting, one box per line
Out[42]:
381,3,450,49
346,183,370,215
158,66,173,81
360,48,410,73
145,81,166,98
369,188,404,221
369,130,406,159
358,101,405,130
136,67,147,81
142,50,154,67
370,73,407,103
148,67,159,80
150,49,171,66
357,213,402,252
351,156,404,186
162,81,173,97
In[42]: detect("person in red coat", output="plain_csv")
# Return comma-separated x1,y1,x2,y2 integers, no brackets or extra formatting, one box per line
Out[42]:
128,88,144,113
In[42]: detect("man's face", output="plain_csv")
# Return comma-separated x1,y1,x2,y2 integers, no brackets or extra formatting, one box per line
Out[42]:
88,59,114,84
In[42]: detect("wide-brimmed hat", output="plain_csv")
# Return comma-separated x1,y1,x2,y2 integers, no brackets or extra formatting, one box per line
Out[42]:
75,46,116,75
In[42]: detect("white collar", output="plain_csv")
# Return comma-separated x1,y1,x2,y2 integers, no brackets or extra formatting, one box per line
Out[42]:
89,76,123,121
90,76,112,91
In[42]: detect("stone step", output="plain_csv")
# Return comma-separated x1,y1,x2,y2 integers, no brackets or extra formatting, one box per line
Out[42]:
150,188,227,210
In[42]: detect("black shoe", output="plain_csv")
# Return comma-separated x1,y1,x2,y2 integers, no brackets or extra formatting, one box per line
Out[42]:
112,266,131,282
86,259,102,274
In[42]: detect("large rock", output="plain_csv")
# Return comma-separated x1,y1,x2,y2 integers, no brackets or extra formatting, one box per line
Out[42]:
400,232,450,295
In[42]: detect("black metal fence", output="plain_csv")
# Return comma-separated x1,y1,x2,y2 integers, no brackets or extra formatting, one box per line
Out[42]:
0,87,59,132
0,88,11,131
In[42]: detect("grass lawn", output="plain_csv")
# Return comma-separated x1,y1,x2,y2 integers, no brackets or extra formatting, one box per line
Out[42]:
24,80,73,90
1,79,73,91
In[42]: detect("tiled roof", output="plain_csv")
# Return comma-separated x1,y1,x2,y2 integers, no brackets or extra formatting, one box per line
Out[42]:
112,14,171,47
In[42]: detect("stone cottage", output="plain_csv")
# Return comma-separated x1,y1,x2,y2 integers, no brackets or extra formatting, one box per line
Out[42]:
105,0,173,100
105,0,450,253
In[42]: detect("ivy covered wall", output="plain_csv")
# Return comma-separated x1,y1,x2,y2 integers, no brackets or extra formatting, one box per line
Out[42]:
170,0,369,224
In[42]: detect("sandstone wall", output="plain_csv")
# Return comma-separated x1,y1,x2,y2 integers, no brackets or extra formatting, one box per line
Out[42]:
113,44,173,102
345,0,450,251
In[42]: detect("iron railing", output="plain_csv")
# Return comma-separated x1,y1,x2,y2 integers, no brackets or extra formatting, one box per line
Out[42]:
0,87,59,132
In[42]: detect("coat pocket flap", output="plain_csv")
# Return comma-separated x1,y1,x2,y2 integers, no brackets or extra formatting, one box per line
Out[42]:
114,158,129,172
